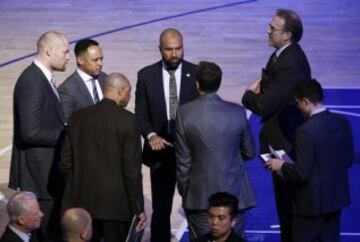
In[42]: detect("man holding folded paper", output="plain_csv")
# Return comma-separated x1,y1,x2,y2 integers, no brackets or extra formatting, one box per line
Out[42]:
265,80,354,242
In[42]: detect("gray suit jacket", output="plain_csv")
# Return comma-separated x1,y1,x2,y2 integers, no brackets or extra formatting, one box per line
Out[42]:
58,71,107,121
175,94,257,210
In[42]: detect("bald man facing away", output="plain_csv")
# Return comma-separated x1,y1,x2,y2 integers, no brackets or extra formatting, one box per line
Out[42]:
61,208,92,242
60,73,146,242
9,31,70,241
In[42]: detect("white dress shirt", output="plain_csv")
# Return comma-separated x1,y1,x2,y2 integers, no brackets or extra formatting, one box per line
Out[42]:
76,68,104,101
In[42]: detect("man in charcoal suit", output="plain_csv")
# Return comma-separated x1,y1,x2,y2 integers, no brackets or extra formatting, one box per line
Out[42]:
241,9,312,242
135,28,198,242
266,80,353,242
59,38,107,121
176,61,256,241
9,31,70,241
60,73,146,242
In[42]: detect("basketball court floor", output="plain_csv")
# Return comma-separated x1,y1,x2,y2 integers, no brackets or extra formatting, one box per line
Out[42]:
0,0,359,241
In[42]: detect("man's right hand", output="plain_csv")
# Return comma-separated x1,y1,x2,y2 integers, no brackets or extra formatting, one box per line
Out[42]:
149,135,173,150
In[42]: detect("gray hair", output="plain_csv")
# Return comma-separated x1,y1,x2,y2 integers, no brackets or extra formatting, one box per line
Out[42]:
7,191,37,223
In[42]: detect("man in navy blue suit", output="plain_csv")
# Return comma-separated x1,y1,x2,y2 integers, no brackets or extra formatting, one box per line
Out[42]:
266,80,354,242
135,28,198,242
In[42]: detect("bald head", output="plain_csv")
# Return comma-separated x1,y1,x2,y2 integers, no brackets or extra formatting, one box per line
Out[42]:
36,31,70,72
159,28,184,70
159,28,183,46
61,208,92,242
104,73,131,107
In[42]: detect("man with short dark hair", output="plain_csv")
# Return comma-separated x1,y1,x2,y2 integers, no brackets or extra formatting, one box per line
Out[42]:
242,9,312,242
59,38,107,121
176,61,256,241
61,208,92,242
60,73,146,242
194,192,245,242
135,28,198,242
265,80,353,242
0,192,44,242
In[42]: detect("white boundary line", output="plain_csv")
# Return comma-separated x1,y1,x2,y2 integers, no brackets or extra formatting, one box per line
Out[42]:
329,109,360,117
0,145,12,157
326,105,360,108
175,219,188,240
323,86,360,89
244,230,360,236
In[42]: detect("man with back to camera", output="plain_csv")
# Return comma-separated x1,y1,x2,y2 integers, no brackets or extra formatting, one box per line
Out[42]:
241,9,312,242
9,31,70,242
265,80,354,242
61,208,93,242
0,191,43,242
60,73,146,242
59,38,107,121
194,192,245,242
176,61,256,241
135,28,198,242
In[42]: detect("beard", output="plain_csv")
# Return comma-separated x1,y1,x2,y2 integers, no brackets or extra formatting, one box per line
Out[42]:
163,58,183,70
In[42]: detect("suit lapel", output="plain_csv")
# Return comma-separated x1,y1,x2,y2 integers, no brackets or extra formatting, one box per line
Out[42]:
73,72,94,104
32,64,65,123
179,61,194,105
155,61,167,119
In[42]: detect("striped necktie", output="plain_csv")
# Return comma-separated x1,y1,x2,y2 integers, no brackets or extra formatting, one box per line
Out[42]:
90,78,100,103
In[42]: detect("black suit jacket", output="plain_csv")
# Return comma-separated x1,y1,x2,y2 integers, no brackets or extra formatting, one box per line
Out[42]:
0,226,38,242
9,63,65,199
58,70,107,121
242,43,311,153
135,60,198,166
281,111,353,216
60,98,144,221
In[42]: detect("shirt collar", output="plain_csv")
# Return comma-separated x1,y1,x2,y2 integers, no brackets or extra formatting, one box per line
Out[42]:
276,42,291,57
9,224,31,242
310,105,327,116
76,68,93,82
33,59,52,82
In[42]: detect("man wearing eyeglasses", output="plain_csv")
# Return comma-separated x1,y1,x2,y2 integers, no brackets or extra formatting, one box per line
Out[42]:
242,9,312,242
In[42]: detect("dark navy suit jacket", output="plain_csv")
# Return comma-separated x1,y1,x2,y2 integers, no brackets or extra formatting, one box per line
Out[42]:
281,110,353,216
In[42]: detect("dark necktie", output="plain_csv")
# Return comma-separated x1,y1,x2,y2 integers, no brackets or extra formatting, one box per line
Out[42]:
91,78,100,103
168,69,178,120
271,53,278,65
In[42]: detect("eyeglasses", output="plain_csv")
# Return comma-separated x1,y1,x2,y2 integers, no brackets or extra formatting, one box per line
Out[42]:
268,24,284,34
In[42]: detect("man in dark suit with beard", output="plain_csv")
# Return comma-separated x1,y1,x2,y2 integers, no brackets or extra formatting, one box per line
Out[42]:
0,192,43,242
266,80,354,242
176,61,256,241
242,9,311,242
135,28,198,242
9,31,70,242
60,73,146,242
59,39,107,121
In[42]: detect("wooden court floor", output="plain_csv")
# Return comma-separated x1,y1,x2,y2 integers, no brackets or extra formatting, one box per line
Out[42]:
0,0,359,240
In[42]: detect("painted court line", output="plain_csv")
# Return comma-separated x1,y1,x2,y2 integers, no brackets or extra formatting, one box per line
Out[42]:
0,145,12,158
244,230,360,236
329,109,360,117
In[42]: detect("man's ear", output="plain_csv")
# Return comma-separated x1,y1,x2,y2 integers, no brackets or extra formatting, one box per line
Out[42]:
284,31,292,42
231,217,236,227
17,215,26,226
77,56,85,66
